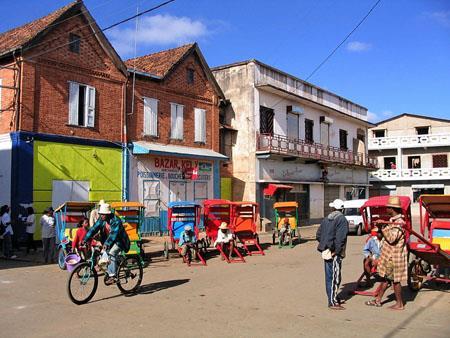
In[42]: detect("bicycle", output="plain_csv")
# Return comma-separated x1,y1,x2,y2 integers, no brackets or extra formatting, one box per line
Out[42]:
67,244,143,305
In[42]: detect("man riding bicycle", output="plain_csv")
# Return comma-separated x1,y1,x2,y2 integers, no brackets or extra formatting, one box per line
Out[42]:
83,203,130,285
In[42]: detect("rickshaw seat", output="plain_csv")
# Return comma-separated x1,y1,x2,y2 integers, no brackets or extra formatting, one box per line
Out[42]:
172,221,194,240
64,215,84,223
234,217,254,233
431,228,450,251
277,218,297,230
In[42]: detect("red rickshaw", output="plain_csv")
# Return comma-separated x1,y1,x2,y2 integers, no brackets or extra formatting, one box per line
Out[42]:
231,202,264,256
203,199,245,263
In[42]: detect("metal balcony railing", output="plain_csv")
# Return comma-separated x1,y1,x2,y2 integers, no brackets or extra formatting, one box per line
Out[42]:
370,168,450,181
368,133,450,150
257,133,378,168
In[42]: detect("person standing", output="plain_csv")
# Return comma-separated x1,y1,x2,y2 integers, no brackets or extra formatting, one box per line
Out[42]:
366,196,407,310
316,199,349,310
1,205,17,259
40,207,56,264
25,207,37,254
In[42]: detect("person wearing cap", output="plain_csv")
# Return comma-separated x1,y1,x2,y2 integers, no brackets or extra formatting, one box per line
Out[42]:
214,222,235,259
83,203,130,285
366,196,407,310
316,199,349,310
362,226,383,287
40,207,56,263
178,225,197,259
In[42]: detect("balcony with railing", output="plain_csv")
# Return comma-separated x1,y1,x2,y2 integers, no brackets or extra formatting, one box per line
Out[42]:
370,167,450,181
368,133,450,150
257,133,378,168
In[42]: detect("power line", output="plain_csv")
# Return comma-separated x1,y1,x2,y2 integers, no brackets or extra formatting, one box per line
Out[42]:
305,0,382,81
24,0,176,61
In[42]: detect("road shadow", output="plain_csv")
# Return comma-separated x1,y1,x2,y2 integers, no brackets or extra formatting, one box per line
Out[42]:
88,278,190,304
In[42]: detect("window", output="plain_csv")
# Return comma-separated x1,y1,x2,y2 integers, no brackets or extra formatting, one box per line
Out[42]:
260,106,274,134
143,97,158,136
68,82,95,127
339,129,348,150
305,119,314,143
170,103,184,140
416,126,429,135
433,154,448,168
0,78,2,110
69,33,80,54
194,108,206,143
408,156,421,169
304,84,312,94
287,112,299,140
384,157,396,170
373,129,385,138
187,69,195,84
317,89,323,101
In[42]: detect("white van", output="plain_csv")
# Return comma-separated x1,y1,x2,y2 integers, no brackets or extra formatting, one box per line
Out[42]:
343,199,367,235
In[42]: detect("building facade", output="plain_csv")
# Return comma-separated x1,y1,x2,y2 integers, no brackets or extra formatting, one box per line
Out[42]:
213,60,376,224
368,113,450,214
124,44,226,234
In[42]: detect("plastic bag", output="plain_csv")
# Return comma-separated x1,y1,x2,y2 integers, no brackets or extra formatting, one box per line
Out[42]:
98,251,109,269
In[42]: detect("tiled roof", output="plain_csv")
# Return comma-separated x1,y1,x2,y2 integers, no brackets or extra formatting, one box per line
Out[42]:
0,1,79,56
125,43,195,78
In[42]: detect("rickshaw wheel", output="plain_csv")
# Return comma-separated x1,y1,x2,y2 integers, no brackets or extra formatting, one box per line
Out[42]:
408,260,424,292
163,242,169,260
356,224,362,236
272,232,276,245
58,248,67,270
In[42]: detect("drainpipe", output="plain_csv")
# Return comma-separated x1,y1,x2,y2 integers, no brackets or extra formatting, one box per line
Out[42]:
122,78,129,201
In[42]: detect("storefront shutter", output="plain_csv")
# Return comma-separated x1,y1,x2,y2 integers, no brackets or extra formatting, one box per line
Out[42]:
86,86,96,127
144,97,158,136
68,82,79,125
194,108,206,142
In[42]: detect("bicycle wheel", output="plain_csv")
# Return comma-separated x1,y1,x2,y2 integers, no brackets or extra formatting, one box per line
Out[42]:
117,256,143,294
67,262,98,305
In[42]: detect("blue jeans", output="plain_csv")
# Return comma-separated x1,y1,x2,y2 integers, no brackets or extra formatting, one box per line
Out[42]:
107,244,121,277
324,255,342,306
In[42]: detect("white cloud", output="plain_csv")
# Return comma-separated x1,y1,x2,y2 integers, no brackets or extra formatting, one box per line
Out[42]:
346,41,372,52
108,14,209,56
427,10,450,27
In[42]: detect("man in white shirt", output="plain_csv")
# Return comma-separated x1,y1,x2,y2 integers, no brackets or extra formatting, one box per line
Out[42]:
1,205,16,259
40,207,56,264
214,222,235,260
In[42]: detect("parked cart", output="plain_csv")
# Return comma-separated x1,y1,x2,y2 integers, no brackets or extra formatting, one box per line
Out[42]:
272,201,299,248
231,202,264,255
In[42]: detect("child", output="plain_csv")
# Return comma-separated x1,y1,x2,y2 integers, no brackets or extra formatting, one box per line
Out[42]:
362,226,383,286
72,217,90,259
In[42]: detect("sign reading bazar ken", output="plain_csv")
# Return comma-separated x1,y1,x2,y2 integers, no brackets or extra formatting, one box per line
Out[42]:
130,156,213,217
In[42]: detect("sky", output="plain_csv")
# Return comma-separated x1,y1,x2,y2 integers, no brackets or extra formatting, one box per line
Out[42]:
0,0,449,123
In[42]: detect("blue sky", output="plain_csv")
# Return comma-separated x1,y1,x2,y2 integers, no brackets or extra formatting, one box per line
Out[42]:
1,0,449,122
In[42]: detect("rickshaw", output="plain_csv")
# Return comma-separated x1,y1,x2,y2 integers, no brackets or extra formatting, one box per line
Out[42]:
165,201,206,266
54,201,96,270
353,196,412,296
272,201,299,248
407,194,450,291
231,202,264,256
110,202,146,264
203,199,245,263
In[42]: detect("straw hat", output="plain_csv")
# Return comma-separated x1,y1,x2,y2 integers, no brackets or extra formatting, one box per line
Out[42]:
98,203,111,215
329,199,344,210
219,222,229,230
98,199,106,205
386,196,401,208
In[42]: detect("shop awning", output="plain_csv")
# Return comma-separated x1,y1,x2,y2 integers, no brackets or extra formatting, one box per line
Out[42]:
263,184,293,196
132,141,228,160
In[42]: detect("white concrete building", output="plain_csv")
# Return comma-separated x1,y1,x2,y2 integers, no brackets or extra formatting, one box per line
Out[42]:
369,113,450,213
212,60,376,224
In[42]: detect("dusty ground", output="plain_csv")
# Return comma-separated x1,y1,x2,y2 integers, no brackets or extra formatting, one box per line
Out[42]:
0,227,449,338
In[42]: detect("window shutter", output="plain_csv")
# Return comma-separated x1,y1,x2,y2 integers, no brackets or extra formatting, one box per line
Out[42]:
144,98,158,136
177,105,184,139
0,79,2,110
195,108,206,142
68,82,79,125
85,86,96,127
171,103,177,138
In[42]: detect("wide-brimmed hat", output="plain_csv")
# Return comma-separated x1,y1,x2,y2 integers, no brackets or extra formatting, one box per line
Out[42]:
184,225,192,231
98,203,111,215
98,199,106,205
329,199,344,210
386,196,401,209
219,222,229,230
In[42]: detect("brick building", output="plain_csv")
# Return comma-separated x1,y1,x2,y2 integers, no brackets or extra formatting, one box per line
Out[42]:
124,44,226,234
0,1,127,239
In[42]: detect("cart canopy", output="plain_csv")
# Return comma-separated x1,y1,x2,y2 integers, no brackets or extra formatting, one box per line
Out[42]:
54,201,96,213
420,195,450,219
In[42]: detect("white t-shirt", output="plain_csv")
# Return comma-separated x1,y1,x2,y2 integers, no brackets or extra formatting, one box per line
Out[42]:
26,214,36,234
1,213,13,235
40,214,55,238
214,229,233,246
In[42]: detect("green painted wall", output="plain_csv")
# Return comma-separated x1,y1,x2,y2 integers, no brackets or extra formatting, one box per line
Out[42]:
221,177,232,200
33,141,122,239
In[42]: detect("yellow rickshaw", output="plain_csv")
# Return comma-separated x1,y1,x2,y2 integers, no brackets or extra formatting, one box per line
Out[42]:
272,202,299,248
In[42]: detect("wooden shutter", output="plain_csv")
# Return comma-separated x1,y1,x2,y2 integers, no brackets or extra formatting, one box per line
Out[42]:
85,86,96,127
68,82,79,125
171,103,177,138
177,104,184,139
195,108,206,142
144,98,158,136
0,79,2,110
